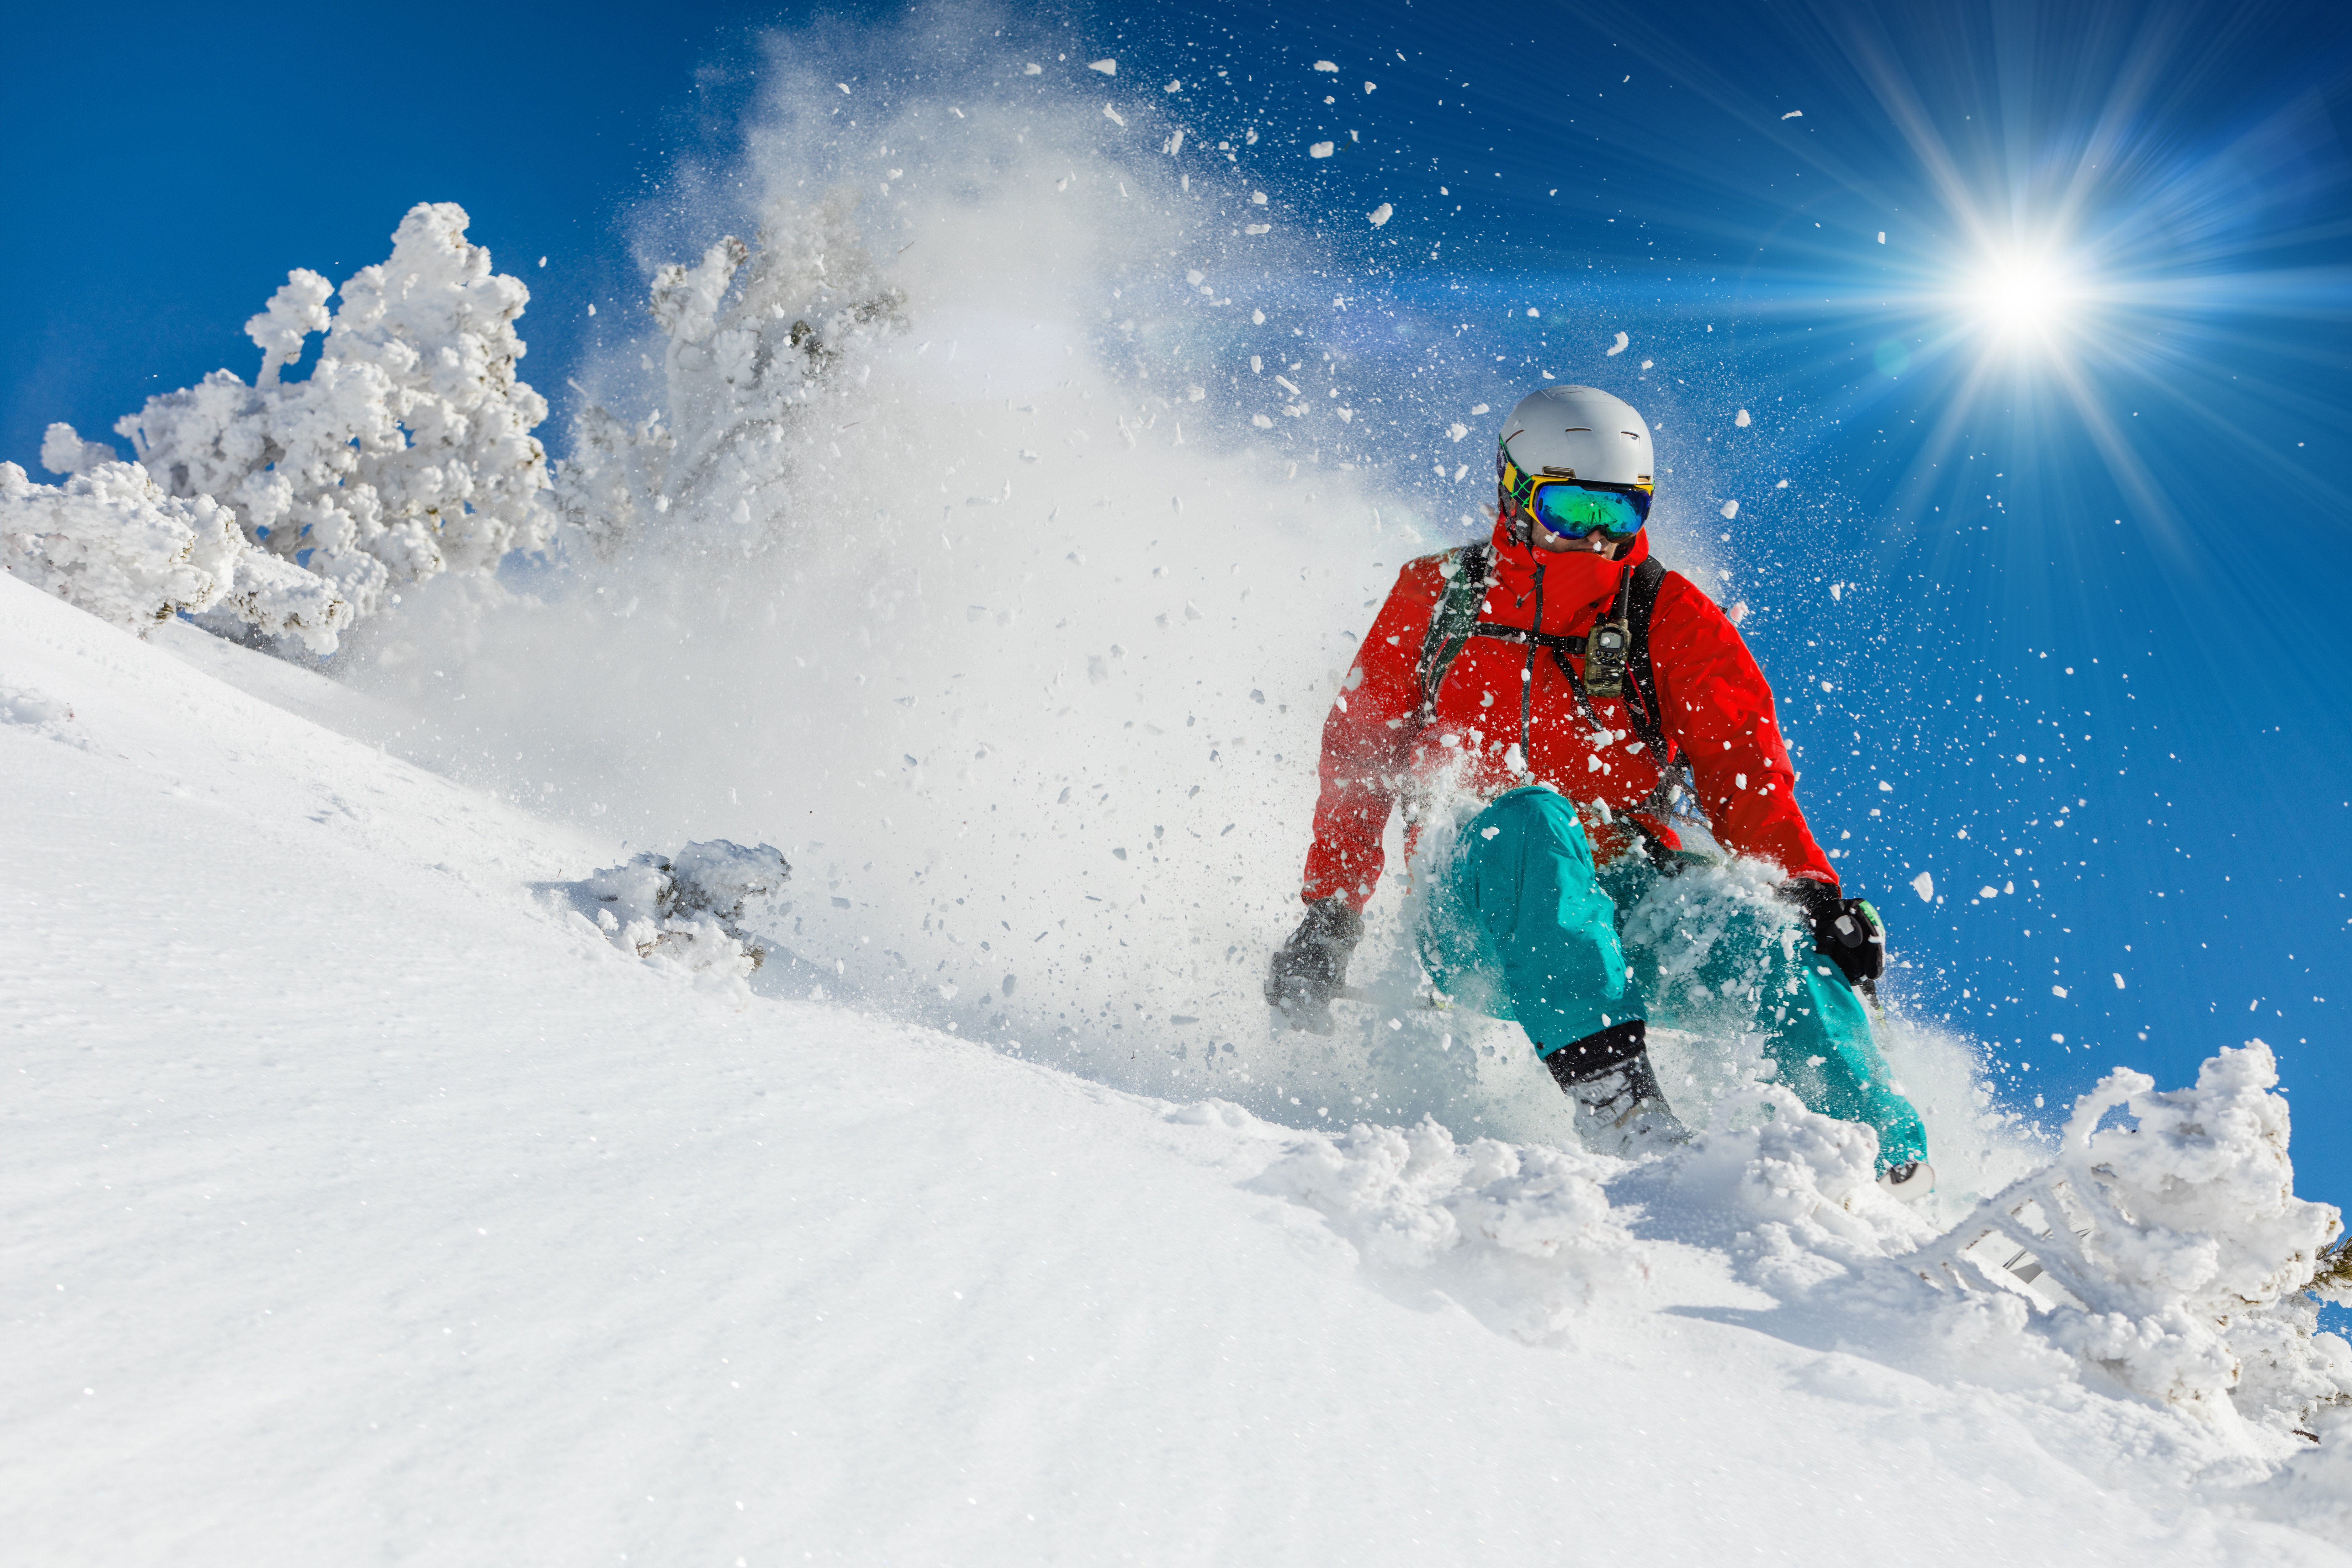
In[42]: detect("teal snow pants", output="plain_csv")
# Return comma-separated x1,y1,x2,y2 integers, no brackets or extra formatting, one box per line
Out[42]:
1414,786,1927,1170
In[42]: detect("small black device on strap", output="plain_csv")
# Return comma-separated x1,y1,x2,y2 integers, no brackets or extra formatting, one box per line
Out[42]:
1414,548,1675,772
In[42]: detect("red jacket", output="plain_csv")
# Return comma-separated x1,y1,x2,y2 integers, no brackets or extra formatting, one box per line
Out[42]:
1300,520,1836,911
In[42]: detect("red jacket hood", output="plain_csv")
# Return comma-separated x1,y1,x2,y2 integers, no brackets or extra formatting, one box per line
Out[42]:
1484,516,1654,633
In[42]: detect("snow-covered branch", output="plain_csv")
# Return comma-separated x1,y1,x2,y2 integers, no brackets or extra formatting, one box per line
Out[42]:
1917,1042,2349,1428
567,840,794,988
554,188,907,558
2,460,348,653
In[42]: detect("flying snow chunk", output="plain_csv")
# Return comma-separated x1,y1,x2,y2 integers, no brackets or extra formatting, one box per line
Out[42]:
1980,886,2000,899
1104,104,1126,126
1735,408,1752,427
1245,223,1272,235
1776,478,1790,488
1310,142,1335,159
1365,81,1377,93
1910,871,1935,903
1719,500,1739,520
2114,972,2127,989
1089,58,1117,75
1251,308,1265,323
1606,331,1629,356
1186,269,1204,285
1782,109,1803,119
1448,423,1469,442
2053,985,2069,998
1368,203,1393,227
1166,79,1182,92
1024,62,1042,74
1527,308,1541,318
1252,413,1274,428
1314,60,1339,72
838,83,851,95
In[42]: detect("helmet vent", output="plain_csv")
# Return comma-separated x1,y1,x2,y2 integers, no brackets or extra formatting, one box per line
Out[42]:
1541,467,1576,477
1561,426,1593,433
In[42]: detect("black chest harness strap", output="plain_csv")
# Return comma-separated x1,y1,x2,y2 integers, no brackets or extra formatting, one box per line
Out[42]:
1414,545,1673,766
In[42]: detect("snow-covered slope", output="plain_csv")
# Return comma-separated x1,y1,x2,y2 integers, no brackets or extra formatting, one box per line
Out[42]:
6,576,2351,1563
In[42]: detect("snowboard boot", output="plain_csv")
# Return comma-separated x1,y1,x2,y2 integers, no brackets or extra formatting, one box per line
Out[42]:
1544,1021,1692,1159
1877,1160,1936,1203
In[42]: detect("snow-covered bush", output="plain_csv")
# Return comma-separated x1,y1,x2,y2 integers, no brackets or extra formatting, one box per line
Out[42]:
553,188,907,558
1,460,348,653
1264,1115,1649,1338
42,203,553,631
1918,1041,2351,1429
579,840,792,979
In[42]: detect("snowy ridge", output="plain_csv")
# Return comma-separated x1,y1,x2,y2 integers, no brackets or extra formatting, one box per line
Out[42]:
8,572,2352,1562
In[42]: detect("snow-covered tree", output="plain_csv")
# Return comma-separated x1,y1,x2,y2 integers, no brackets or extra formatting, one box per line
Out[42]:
1920,1041,2352,1430
44,202,554,627
1,459,348,653
554,188,907,557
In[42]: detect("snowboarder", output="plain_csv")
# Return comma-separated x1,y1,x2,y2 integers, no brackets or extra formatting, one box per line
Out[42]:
1265,385,1932,1198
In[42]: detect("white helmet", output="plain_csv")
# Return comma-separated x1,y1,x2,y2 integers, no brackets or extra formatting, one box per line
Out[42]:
1497,385,1654,488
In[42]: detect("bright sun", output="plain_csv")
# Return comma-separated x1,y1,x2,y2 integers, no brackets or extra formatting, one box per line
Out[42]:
1968,252,2079,335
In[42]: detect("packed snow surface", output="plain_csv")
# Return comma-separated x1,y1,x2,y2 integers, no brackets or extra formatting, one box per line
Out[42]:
9,562,2352,1562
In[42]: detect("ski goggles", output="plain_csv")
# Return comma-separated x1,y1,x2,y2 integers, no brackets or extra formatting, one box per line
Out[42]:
1498,445,1654,540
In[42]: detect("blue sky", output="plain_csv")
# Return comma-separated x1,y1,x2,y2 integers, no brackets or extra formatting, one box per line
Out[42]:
10,0,2352,1195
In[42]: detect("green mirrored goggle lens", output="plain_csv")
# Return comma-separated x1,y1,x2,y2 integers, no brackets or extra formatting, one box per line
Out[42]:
1530,479,1650,539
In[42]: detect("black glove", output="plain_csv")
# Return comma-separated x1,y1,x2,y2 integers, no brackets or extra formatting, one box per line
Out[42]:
1265,897,1364,1033
1779,879,1887,988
